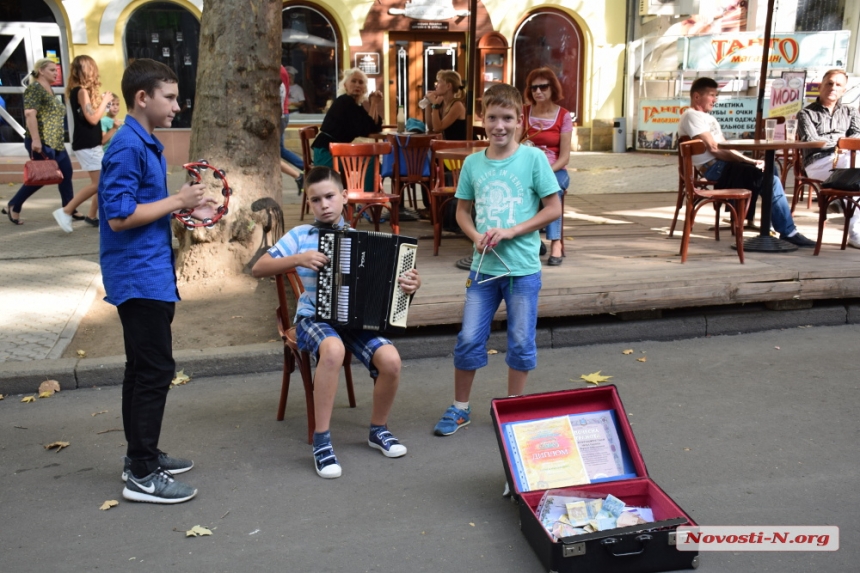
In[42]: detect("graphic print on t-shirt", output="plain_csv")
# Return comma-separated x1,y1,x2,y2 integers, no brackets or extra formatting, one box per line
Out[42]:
473,168,524,230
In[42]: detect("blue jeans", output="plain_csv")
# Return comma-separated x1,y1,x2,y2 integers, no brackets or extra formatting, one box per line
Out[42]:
453,271,542,372
280,115,304,170
9,139,74,212
545,169,570,241
703,160,796,235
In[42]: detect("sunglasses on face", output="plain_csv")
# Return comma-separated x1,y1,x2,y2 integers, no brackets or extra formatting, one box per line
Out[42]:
530,84,551,92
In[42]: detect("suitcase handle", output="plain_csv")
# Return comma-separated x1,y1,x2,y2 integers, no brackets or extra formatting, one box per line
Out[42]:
600,534,653,557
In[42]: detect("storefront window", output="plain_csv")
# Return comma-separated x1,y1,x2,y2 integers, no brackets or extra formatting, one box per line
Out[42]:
124,2,199,128
513,11,582,122
282,5,339,120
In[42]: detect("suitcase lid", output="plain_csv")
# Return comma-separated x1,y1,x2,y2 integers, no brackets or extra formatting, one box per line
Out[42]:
490,385,648,497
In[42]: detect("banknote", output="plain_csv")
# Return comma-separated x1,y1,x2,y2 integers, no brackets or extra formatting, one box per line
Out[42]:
602,493,625,517
566,501,589,526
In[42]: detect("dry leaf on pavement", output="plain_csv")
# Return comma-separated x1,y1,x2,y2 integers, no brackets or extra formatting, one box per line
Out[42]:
39,391,54,399
186,525,213,537
99,500,119,511
637,357,647,363
21,396,36,403
0,394,5,400
45,441,70,452
39,380,61,394
622,349,633,355
92,410,108,417
76,349,87,358
171,370,191,386
487,349,498,355
578,371,613,385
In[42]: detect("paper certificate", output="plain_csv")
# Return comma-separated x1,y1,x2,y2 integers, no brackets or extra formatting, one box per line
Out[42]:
568,410,627,480
509,416,590,491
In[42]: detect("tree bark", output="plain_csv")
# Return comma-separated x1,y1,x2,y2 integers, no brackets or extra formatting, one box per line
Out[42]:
176,0,283,282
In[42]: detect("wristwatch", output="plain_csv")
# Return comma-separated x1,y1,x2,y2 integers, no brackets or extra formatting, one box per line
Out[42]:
432,103,442,110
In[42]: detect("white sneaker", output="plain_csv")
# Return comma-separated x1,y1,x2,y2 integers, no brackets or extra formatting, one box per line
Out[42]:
848,235,860,249
52,208,73,233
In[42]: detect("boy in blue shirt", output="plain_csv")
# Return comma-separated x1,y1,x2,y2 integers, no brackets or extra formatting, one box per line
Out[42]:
100,59,216,504
252,166,421,479
433,83,562,436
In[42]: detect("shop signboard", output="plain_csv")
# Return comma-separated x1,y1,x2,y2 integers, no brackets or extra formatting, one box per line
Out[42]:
637,97,759,150
680,31,849,71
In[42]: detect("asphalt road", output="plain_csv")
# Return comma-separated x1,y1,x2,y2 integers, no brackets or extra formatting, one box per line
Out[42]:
1,324,857,572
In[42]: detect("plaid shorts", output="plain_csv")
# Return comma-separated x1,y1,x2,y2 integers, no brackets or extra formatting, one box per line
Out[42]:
295,317,391,377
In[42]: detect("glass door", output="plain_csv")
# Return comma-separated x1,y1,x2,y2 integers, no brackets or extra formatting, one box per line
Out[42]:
389,33,464,123
0,22,67,154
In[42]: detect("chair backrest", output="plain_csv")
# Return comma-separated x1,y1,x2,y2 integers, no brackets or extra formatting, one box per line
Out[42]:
679,139,706,199
274,270,305,336
837,137,860,168
386,133,439,183
330,142,392,193
677,134,692,179
429,139,490,190
299,125,319,177
473,125,487,140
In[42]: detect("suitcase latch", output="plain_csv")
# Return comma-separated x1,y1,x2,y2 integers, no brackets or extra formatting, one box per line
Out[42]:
562,542,586,558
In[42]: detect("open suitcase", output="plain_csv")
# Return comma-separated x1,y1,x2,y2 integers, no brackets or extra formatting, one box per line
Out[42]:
491,385,700,573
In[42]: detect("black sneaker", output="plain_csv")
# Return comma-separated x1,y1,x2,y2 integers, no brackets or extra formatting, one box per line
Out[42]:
780,232,816,248
122,452,193,482
368,426,407,458
295,174,304,195
122,468,197,504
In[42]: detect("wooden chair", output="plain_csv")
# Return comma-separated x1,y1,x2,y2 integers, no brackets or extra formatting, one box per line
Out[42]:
274,270,358,444
678,139,751,263
789,148,823,213
429,139,490,255
669,135,717,238
330,141,401,234
472,125,487,140
386,133,439,210
813,137,860,255
298,125,319,220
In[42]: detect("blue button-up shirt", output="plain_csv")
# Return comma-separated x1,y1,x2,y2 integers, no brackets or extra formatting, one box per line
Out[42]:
99,116,179,306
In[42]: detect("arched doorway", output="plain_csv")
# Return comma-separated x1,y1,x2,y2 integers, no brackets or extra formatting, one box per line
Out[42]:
282,4,340,121
0,0,68,154
513,10,583,123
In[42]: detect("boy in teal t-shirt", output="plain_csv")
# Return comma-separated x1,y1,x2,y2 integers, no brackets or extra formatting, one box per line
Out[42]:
100,94,123,151
433,83,562,437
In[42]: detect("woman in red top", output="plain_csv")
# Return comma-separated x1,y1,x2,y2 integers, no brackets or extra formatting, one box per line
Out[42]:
522,68,572,265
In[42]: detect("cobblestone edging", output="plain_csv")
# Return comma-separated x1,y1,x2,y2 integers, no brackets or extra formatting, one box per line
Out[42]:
1,302,857,395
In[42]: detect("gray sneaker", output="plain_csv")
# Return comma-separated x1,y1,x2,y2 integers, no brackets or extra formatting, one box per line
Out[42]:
122,468,197,504
122,452,193,482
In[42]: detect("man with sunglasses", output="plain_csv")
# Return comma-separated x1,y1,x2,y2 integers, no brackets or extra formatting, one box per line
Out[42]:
678,77,815,247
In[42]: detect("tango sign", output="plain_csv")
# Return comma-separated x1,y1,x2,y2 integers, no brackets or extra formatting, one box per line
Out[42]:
682,31,849,71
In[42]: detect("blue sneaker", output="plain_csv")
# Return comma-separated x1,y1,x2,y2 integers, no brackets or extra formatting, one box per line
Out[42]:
433,405,471,436
368,427,407,458
313,442,342,479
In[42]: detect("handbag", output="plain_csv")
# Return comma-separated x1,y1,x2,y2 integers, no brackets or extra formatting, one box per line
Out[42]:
380,134,431,178
821,168,860,191
23,152,63,186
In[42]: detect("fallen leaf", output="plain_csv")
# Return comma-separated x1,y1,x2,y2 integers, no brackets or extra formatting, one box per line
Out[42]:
579,371,613,385
230,315,244,319
92,410,108,417
100,500,119,511
636,357,647,363
0,394,4,400
39,391,54,398
45,441,70,452
21,395,36,403
469,522,475,527
186,525,213,537
774,346,780,350
171,370,191,386
39,380,61,394
487,349,498,355
622,349,633,355
683,448,691,451
76,349,87,358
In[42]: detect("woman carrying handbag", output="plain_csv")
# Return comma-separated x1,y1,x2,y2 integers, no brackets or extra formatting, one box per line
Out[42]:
3,58,75,225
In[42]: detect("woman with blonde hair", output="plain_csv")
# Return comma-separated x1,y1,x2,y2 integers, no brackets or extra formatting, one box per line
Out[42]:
423,69,466,140
52,55,113,232
522,67,572,265
311,67,383,169
4,58,74,225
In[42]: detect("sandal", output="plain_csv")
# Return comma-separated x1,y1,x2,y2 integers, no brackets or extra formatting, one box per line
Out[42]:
3,205,22,225
71,211,86,221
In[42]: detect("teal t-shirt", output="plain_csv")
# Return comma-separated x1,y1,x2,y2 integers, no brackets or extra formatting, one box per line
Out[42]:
100,116,120,151
455,145,559,276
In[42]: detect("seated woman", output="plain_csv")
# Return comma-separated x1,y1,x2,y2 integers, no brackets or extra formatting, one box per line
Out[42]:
311,67,382,192
522,67,572,266
423,69,466,141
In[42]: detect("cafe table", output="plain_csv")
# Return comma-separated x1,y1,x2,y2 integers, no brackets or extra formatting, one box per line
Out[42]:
717,139,825,252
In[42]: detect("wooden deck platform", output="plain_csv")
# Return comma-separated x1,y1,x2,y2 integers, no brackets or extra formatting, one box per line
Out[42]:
283,191,860,328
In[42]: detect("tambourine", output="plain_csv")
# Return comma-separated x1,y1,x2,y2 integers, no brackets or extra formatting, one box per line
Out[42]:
172,160,232,229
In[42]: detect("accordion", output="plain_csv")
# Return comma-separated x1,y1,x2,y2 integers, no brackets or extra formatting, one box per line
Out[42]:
315,228,418,333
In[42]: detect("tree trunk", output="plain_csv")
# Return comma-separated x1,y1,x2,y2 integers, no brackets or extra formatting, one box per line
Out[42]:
175,0,284,282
